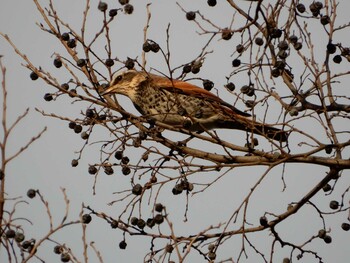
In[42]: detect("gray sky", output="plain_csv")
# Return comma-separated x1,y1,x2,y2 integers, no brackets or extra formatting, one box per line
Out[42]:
1,0,349,262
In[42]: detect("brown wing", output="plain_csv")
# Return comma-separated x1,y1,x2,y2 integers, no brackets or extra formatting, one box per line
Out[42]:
150,74,251,117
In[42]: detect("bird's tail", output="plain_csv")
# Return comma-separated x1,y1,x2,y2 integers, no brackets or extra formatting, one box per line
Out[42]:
218,120,288,142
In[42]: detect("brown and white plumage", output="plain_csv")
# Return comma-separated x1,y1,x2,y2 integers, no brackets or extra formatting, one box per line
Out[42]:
103,70,287,142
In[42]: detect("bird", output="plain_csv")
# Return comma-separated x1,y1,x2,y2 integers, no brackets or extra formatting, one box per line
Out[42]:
102,70,288,142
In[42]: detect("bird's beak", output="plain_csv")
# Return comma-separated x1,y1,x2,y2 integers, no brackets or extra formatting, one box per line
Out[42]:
101,86,115,96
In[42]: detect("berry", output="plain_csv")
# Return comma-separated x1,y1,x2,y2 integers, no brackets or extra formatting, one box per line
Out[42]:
61,253,70,262
278,40,289,50
255,37,264,46
314,1,323,10
22,240,31,249
119,0,129,5
278,50,288,59
61,32,70,41
146,218,155,228
121,156,130,164
186,11,196,21
293,42,303,51
122,166,131,175
81,132,89,140
329,200,339,210
15,232,25,242
119,240,127,249
142,41,151,52
183,64,191,73
30,72,38,80
44,93,53,101
77,58,86,67
208,252,216,260
68,121,76,129
114,150,123,160
137,218,146,229
323,235,332,244
283,258,290,263
165,244,174,253
124,4,134,14
289,35,298,44
221,28,232,40
275,60,286,70
74,124,82,133
105,58,114,67
320,15,330,25
259,216,268,227
318,229,326,239
172,183,183,195
150,43,160,53
82,214,92,224
333,55,342,64
86,109,95,118
154,214,164,224
132,184,143,195
155,203,163,212
27,189,36,198
296,3,306,13
232,59,241,67
271,28,282,39
207,0,217,7
130,217,138,225
111,220,118,228
67,39,76,48
61,83,69,90
327,43,336,54
203,79,214,91
104,166,114,175
245,100,255,108
125,58,134,69
5,229,16,238
98,2,108,12
191,64,201,74
109,9,118,17
71,159,79,167
88,165,97,175
341,223,350,231
225,82,235,91
54,58,62,68
289,108,299,116
322,183,331,192
54,245,63,254
236,44,244,53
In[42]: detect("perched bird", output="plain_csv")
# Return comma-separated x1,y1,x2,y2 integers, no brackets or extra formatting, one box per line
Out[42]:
103,70,287,142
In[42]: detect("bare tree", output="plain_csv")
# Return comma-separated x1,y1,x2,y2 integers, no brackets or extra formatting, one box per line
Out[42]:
1,0,349,262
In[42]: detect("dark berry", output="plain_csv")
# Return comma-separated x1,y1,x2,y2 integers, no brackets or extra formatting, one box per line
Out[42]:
104,166,114,175
119,0,129,5
293,42,303,51
54,245,63,254
154,214,164,224
314,1,323,10
318,229,326,238
255,37,264,46
283,258,290,263
30,72,38,80
114,150,123,160
137,218,146,229
221,28,232,40
320,15,330,25
232,59,241,67
27,189,36,198
82,214,92,224
44,93,53,101
74,124,82,133
86,109,95,118
142,41,151,52
296,3,306,13
245,100,255,108
150,43,160,53
5,229,16,238
165,244,173,253
271,28,282,39
130,217,138,225
68,121,76,129
322,183,331,192
146,218,155,228
88,165,97,175
329,200,339,210
278,50,288,59
81,132,89,140
278,40,289,50
323,235,332,244
191,64,201,74
333,55,342,64
259,216,268,227
111,220,118,228
109,9,118,17
236,44,244,53
341,223,350,231
121,156,130,164
67,39,76,48
207,0,217,7
172,184,183,195
132,184,143,195
183,64,191,73
125,58,134,69
61,83,69,90
15,232,25,242
155,203,163,212
203,79,214,91
327,43,336,54
77,58,86,67
309,3,318,13
275,60,286,70
225,82,235,91
22,240,31,249
61,253,70,262
98,2,108,12
208,252,216,260
186,11,196,21
119,241,127,249
122,166,131,175
289,35,298,44
105,58,114,67
54,58,62,68
71,159,79,167
124,4,134,14
61,32,70,41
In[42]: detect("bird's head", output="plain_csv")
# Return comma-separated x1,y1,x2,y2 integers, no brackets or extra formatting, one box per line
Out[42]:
102,70,148,101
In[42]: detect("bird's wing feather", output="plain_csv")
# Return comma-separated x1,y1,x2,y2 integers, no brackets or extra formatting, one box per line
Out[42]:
150,75,251,117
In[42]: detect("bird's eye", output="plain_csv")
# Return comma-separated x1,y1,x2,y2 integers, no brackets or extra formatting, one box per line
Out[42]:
116,75,122,81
